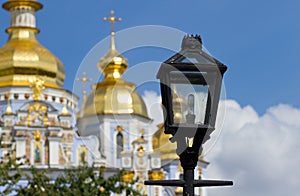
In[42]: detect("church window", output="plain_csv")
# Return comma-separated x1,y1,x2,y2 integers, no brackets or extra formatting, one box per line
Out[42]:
78,146,88,165
44,139,49,165
14,94,19,99
116,132,124,158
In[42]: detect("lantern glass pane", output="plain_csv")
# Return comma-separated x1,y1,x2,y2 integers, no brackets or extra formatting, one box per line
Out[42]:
170,71,209,125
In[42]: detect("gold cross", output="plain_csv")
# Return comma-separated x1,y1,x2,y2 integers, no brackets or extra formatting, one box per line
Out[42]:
103,10,122,35
76,72,92,97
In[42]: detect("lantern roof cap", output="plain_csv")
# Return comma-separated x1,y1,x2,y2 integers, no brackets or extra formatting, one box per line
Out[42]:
164,35,226,67
157,35,227,80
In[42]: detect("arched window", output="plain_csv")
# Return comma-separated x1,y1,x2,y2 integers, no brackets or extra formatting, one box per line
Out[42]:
116,132,124,158
44,139,49,165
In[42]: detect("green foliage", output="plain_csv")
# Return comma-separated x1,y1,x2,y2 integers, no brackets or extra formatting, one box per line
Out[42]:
0,136,25,195
0,136,143,196
14,166,142,196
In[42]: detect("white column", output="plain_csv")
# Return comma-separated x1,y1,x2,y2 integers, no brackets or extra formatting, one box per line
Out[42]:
48,137,60,167
11,7,36,28
15,137,27,164
102,120,110,165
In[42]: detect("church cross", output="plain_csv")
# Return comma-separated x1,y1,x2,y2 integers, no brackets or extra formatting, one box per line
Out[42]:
103,10,122,35
103,10,121,50
76,72,92,98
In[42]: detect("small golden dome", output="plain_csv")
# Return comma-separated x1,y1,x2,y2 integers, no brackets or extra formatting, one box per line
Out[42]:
98,11,127,80
152,123,179,161
61,103,71,116
98,41,128,78
153,124,210,163
0,0,65,89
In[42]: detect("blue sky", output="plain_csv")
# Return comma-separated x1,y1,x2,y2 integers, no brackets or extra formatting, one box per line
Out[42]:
1,0,299,114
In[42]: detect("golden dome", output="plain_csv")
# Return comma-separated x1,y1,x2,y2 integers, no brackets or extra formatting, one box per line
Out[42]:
98,34,128,76
82,78,149,118
0,0,65,89
152,123,179,161
80,11,149,119
152,124,209,163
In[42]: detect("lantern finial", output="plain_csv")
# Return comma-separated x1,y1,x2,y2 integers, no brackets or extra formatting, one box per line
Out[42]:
181,34,202,50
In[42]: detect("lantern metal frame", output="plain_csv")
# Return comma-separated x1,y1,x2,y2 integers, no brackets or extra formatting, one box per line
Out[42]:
145,35,233,196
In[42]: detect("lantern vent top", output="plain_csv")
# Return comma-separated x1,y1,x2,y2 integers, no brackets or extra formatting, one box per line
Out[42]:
181,34,202,50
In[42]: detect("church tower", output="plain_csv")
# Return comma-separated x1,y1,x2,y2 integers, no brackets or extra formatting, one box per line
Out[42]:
77,10,152,167
0,0,95,168
0,0,64,88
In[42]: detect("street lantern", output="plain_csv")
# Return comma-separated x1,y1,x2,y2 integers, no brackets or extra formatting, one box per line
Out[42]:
157,34,227,156
145,35,232,196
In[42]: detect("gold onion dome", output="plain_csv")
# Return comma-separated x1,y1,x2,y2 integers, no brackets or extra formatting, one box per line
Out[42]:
81,11,148,119
0,0,65,89
152,124,208,162
152,123,178,161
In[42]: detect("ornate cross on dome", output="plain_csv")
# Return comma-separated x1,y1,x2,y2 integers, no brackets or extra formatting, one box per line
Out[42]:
103,10,122,35
76,72,92,98
103,10,122,50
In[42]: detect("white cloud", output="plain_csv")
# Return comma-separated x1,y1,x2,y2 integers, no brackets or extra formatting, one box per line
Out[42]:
142,90,163,135
205,100,300,196
141,92,300,196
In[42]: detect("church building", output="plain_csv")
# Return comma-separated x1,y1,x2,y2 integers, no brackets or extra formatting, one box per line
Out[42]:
0,1,208,195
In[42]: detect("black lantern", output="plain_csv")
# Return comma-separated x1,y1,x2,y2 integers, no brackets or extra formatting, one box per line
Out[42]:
157,35,227,156
145,35,232,196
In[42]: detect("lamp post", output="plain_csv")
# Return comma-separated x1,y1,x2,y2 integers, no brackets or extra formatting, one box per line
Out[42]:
145,35,233,195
